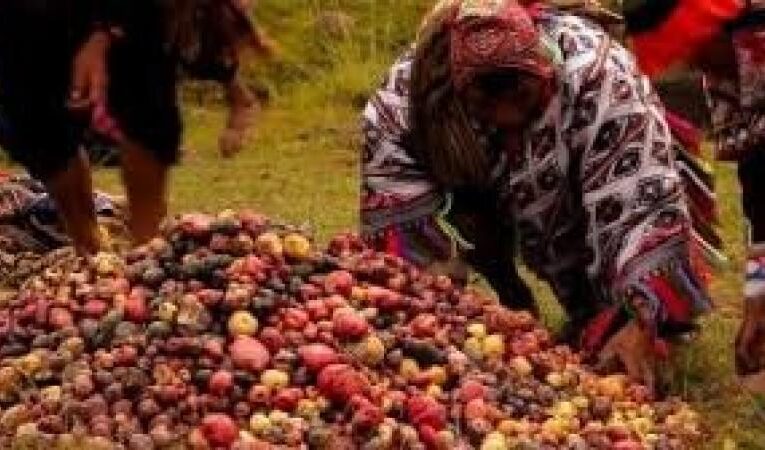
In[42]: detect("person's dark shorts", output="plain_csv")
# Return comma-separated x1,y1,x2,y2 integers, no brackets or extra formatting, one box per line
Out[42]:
0,0,181,181
739,149,765,244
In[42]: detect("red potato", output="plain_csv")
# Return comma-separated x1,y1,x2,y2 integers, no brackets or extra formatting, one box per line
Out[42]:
180,214,212,238
613,441,644,450
208,370,234,396
113,345,138,366
410,313,438,338
305,299,330,321
201,413,238,447
367,286,404,311
418,424,440,450
324,270,354,296
407,395,447,431
229,337,270,372
458,379,488,403
282,308,309,330
298,284,321,301
124,288,149,323
242,255,265,276
317,364,369,404
298,344,339,373
332,308,369,340
238,210,269,232
48,307,74,329
350,395,383,429
209,234,231,253
83,299,109,318
324,294,347,311
273,387,302,411
463,398,491,422
303,322,319,340
198,289,224,307
202,338,225,359
259,327,286,353
247,384,272,407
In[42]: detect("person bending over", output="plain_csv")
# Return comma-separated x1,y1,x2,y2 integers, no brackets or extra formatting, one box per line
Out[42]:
361,0,713,390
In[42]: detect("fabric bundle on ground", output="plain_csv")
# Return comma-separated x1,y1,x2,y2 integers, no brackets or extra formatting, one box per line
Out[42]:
0,172,121,252
0,172,126,288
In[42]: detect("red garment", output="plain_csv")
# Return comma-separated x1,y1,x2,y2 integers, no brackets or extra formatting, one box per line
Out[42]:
631,0,743,76
91,102,125,142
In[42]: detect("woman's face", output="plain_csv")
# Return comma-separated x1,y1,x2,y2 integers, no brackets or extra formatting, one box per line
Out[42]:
461,71,551,130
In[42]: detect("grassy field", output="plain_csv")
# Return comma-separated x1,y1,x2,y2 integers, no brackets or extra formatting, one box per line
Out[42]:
4,0,765,447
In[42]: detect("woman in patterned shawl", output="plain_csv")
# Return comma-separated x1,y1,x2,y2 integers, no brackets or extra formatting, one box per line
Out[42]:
361,0,713,388
622,0,765,377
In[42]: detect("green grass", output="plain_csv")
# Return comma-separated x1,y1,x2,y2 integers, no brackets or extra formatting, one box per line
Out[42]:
6,0,765,447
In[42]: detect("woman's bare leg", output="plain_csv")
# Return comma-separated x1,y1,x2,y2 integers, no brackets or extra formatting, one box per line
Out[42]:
45,149,100,255
736,151,765,375
120,139,169,245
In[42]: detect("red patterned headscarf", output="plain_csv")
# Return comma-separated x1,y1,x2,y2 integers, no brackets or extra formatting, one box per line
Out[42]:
448,0,556,93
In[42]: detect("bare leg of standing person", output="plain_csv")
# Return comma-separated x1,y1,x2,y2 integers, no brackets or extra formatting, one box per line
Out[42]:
105,2,178,247
45,150,100,255
120,139,169,245
736,150,765,376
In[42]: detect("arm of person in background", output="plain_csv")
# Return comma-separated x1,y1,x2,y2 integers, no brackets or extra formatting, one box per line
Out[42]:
219,73,256,158
360,53,464,275
218,0,278,157
573,40,712,391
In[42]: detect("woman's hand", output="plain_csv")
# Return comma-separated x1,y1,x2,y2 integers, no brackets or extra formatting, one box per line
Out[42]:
597,321,659,393
69,31,112,111
596,295,665,392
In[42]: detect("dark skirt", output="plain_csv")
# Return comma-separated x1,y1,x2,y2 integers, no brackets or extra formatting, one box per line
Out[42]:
0,0,180,180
